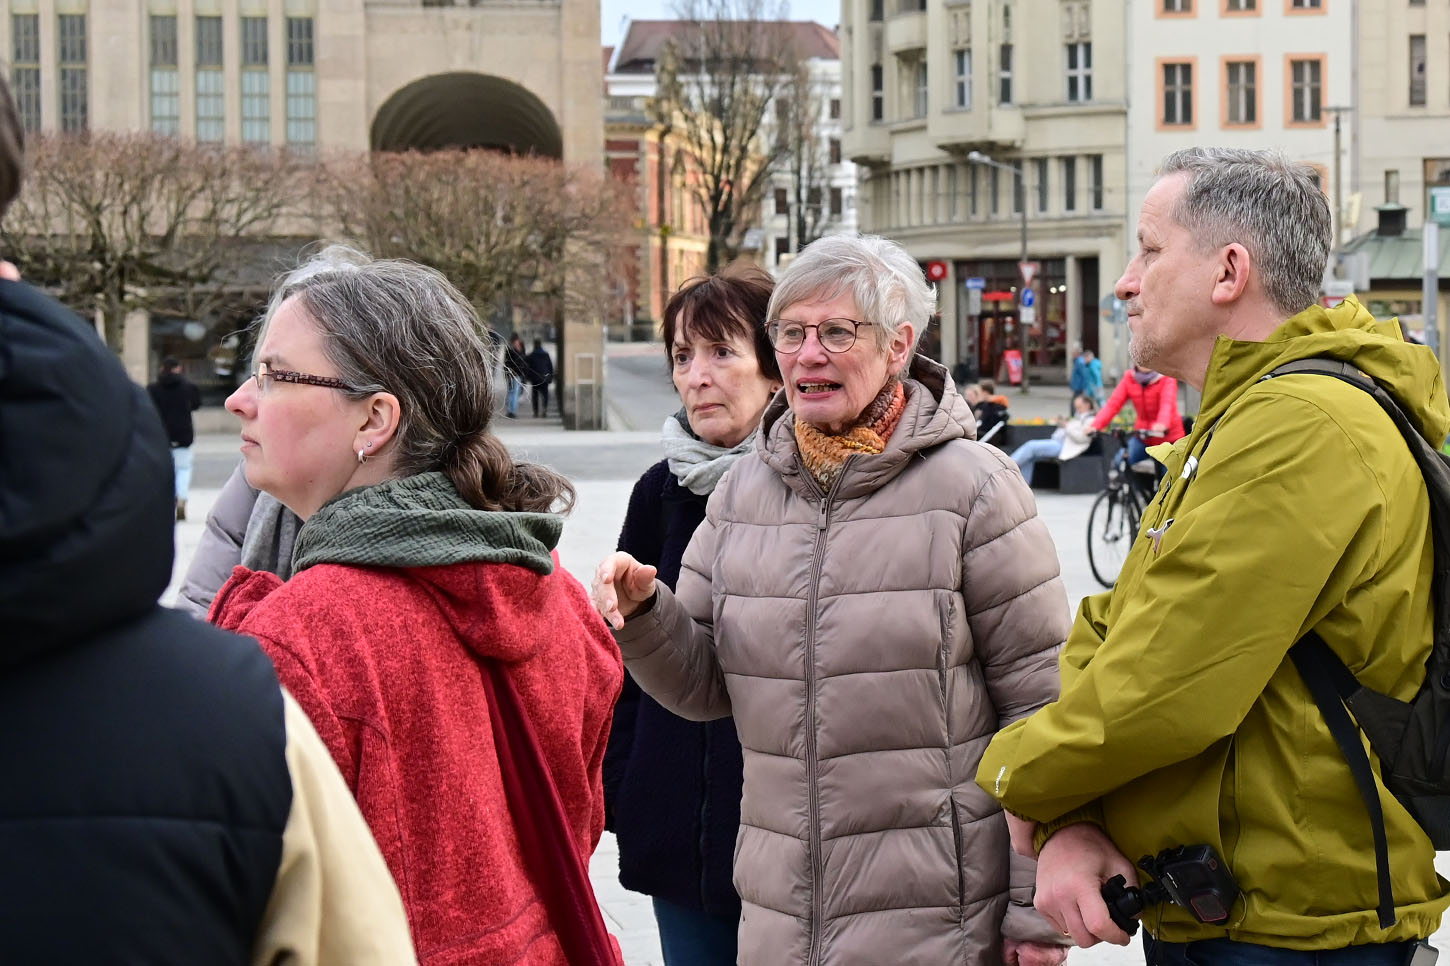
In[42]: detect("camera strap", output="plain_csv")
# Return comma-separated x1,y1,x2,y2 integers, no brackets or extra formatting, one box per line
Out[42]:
1291,632,1397,929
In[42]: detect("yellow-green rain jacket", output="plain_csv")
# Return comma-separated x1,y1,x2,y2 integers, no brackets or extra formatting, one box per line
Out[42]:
978,297,1450,946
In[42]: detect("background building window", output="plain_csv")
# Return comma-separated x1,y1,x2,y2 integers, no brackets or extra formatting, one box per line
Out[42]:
58,13,87,132
870,0,884,20
1290,58,1322,122
829,97,841,119
775,186,789,215
1290,0,1321,6
999,44,1013,104
1163,0,1191,11
1035,158,1048,213
196,16,224,142
11,14,40,133
1062,156,1077,211
1162,62,1192,125
1226,60,1256,124
1385,169,1400,204
775,236,790,264
913,59,928,117
150,16,180,135
969,164,979,216
241,17,269,144
990,166,1000,215
830,187,843,216
1066,42,1091,102
870,63,884,120
1090,154,1103,210
1226,0,1254,9
1409,36,1426,107
829,138,841,164
1010,159,1023,214
954,48,972,108
286,17,316,149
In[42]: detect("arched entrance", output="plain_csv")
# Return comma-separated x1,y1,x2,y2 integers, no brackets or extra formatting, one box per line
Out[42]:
370,72,563,157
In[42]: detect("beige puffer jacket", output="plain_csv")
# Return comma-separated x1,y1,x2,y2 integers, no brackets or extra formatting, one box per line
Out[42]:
615,356,1069,965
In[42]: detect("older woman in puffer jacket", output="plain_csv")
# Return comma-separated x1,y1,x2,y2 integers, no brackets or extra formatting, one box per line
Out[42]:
593,232,1072,966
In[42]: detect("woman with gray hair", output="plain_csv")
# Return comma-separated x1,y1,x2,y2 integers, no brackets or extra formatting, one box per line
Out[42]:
209,246,624,966
593,233,1071,965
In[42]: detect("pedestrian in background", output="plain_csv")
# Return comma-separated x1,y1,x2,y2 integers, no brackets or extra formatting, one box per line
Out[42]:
211,246,624,966
604,264,780,966
528,338,555,418
594,233,1070,966
505,333,529,418
0,75,415,965
1069,346,1103,410
147,356,202,520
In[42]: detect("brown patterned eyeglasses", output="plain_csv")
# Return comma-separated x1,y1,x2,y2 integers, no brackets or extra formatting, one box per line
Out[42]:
249,361,360,394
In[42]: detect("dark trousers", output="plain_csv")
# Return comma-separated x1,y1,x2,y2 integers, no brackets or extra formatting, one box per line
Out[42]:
1145,935,1417,966
531,382,550,416
651,897,737,966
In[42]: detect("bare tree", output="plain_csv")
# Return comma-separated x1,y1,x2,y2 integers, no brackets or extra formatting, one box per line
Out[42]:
0,132,307,352
778,59,832,255
652,0,799,272
323,149,632,326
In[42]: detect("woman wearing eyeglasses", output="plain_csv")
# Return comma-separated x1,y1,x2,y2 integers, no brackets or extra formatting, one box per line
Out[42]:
209,246,624,966
592,234,1070,966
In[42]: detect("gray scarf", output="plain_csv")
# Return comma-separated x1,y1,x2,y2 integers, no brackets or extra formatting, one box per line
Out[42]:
661,410,757,496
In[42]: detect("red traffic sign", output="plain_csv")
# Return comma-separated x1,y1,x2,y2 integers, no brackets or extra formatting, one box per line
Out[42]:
1018,260,1040,286
925,260,948,282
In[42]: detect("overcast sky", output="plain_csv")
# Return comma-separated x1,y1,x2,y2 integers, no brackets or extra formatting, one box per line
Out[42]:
600,0,843,48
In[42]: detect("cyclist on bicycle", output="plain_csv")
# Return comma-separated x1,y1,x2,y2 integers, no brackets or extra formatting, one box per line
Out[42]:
1091,364,1185,470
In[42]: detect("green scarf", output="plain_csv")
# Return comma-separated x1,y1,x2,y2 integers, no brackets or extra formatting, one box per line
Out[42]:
291,471,560,575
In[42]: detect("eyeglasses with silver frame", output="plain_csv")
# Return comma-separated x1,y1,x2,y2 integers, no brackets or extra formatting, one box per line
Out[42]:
765,318,873,354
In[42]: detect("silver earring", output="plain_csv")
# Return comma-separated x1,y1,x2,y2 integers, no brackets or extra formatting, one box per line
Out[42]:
357,448,368,464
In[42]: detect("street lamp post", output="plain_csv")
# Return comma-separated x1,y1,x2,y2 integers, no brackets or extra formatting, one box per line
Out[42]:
967,150,1031,393
1324,106,1353,255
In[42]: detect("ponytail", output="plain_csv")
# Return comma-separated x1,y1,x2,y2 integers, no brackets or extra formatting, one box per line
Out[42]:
445,432,576,515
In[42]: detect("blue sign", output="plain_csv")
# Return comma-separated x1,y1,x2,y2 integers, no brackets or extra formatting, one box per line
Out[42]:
1020,288,1036,308
965,276,987,290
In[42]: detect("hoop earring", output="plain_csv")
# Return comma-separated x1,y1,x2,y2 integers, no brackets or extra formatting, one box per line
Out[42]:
357,448,367,464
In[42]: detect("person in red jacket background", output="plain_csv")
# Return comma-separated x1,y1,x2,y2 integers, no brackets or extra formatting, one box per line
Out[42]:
210,245,623,966
1091,364,1186,469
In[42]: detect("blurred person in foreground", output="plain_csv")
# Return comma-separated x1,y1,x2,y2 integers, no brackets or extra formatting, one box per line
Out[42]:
0,77,414,964
604,264,781,965
209,246,623,966
978,148,1450,963
593,233,1071,966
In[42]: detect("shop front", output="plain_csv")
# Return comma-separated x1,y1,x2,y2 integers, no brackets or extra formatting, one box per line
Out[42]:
951,257,1099,385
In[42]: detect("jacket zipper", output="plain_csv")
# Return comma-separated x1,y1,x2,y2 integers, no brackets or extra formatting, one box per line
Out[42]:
802,459,844,966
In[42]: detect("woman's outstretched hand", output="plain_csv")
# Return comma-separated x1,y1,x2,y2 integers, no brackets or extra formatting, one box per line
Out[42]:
591,551,659,630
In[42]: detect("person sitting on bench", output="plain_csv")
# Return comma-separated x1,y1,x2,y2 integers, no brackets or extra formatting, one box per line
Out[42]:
1009,393,1097,485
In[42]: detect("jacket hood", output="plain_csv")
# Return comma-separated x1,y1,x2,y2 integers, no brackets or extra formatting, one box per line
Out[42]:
0,280,174,666
283,471,567,663
1197,295,1450,447
155,370,182,387
757,353,977,500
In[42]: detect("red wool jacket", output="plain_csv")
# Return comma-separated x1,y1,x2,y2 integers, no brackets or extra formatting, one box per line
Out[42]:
211,557,623,966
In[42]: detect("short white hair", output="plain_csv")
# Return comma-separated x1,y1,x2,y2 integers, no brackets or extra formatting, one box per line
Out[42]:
767,233,936,353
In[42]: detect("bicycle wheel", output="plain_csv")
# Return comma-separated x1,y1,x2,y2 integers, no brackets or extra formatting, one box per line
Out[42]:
1087,488,1139,588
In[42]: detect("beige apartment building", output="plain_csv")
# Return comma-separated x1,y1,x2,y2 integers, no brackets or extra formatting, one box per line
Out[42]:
0,0,607,422
840,0,1127,384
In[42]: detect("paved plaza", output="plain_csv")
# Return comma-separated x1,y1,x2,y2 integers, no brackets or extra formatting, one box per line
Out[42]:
165,350,1449,964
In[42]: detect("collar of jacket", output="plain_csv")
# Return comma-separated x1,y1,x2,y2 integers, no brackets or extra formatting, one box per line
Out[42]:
1190,295,1450,456
290,471,560,575
756,353,977,501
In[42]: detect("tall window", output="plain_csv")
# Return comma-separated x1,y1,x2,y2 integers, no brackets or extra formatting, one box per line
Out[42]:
969,164,979,216
954,48,972,109
286,17,316,149
241,17,269,143
829,97,841,119
870,63,884,120
1163,0,1191,11
1035,158,1049,213
1162,62,1193,125
990,166,1000,215
1290,58,1322,123
775,187,789,215
913,60,928,117
150,16,180,135
829,187,843,217
1225,60,1256,125
196,17,225,142
58,14,87,132
11,15,40,133
1385,169,1400,204
1409,36,1426,107
1089,154,1103,210
999,44,1013,104
870,0,884,20
1066,42,1092,102
1010,159,1024,214
829,138,841,165
1062,156,1077,211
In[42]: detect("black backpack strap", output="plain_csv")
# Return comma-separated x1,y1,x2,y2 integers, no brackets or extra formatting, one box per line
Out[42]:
1289,633,1397,929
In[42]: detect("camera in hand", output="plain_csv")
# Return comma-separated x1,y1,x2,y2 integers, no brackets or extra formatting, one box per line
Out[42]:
1100,845,1241,937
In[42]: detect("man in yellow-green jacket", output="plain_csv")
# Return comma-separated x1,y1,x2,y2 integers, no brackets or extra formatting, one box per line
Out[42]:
978,146,1450,964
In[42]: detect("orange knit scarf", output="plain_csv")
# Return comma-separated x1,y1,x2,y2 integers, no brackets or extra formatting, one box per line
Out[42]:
795,381,907,493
